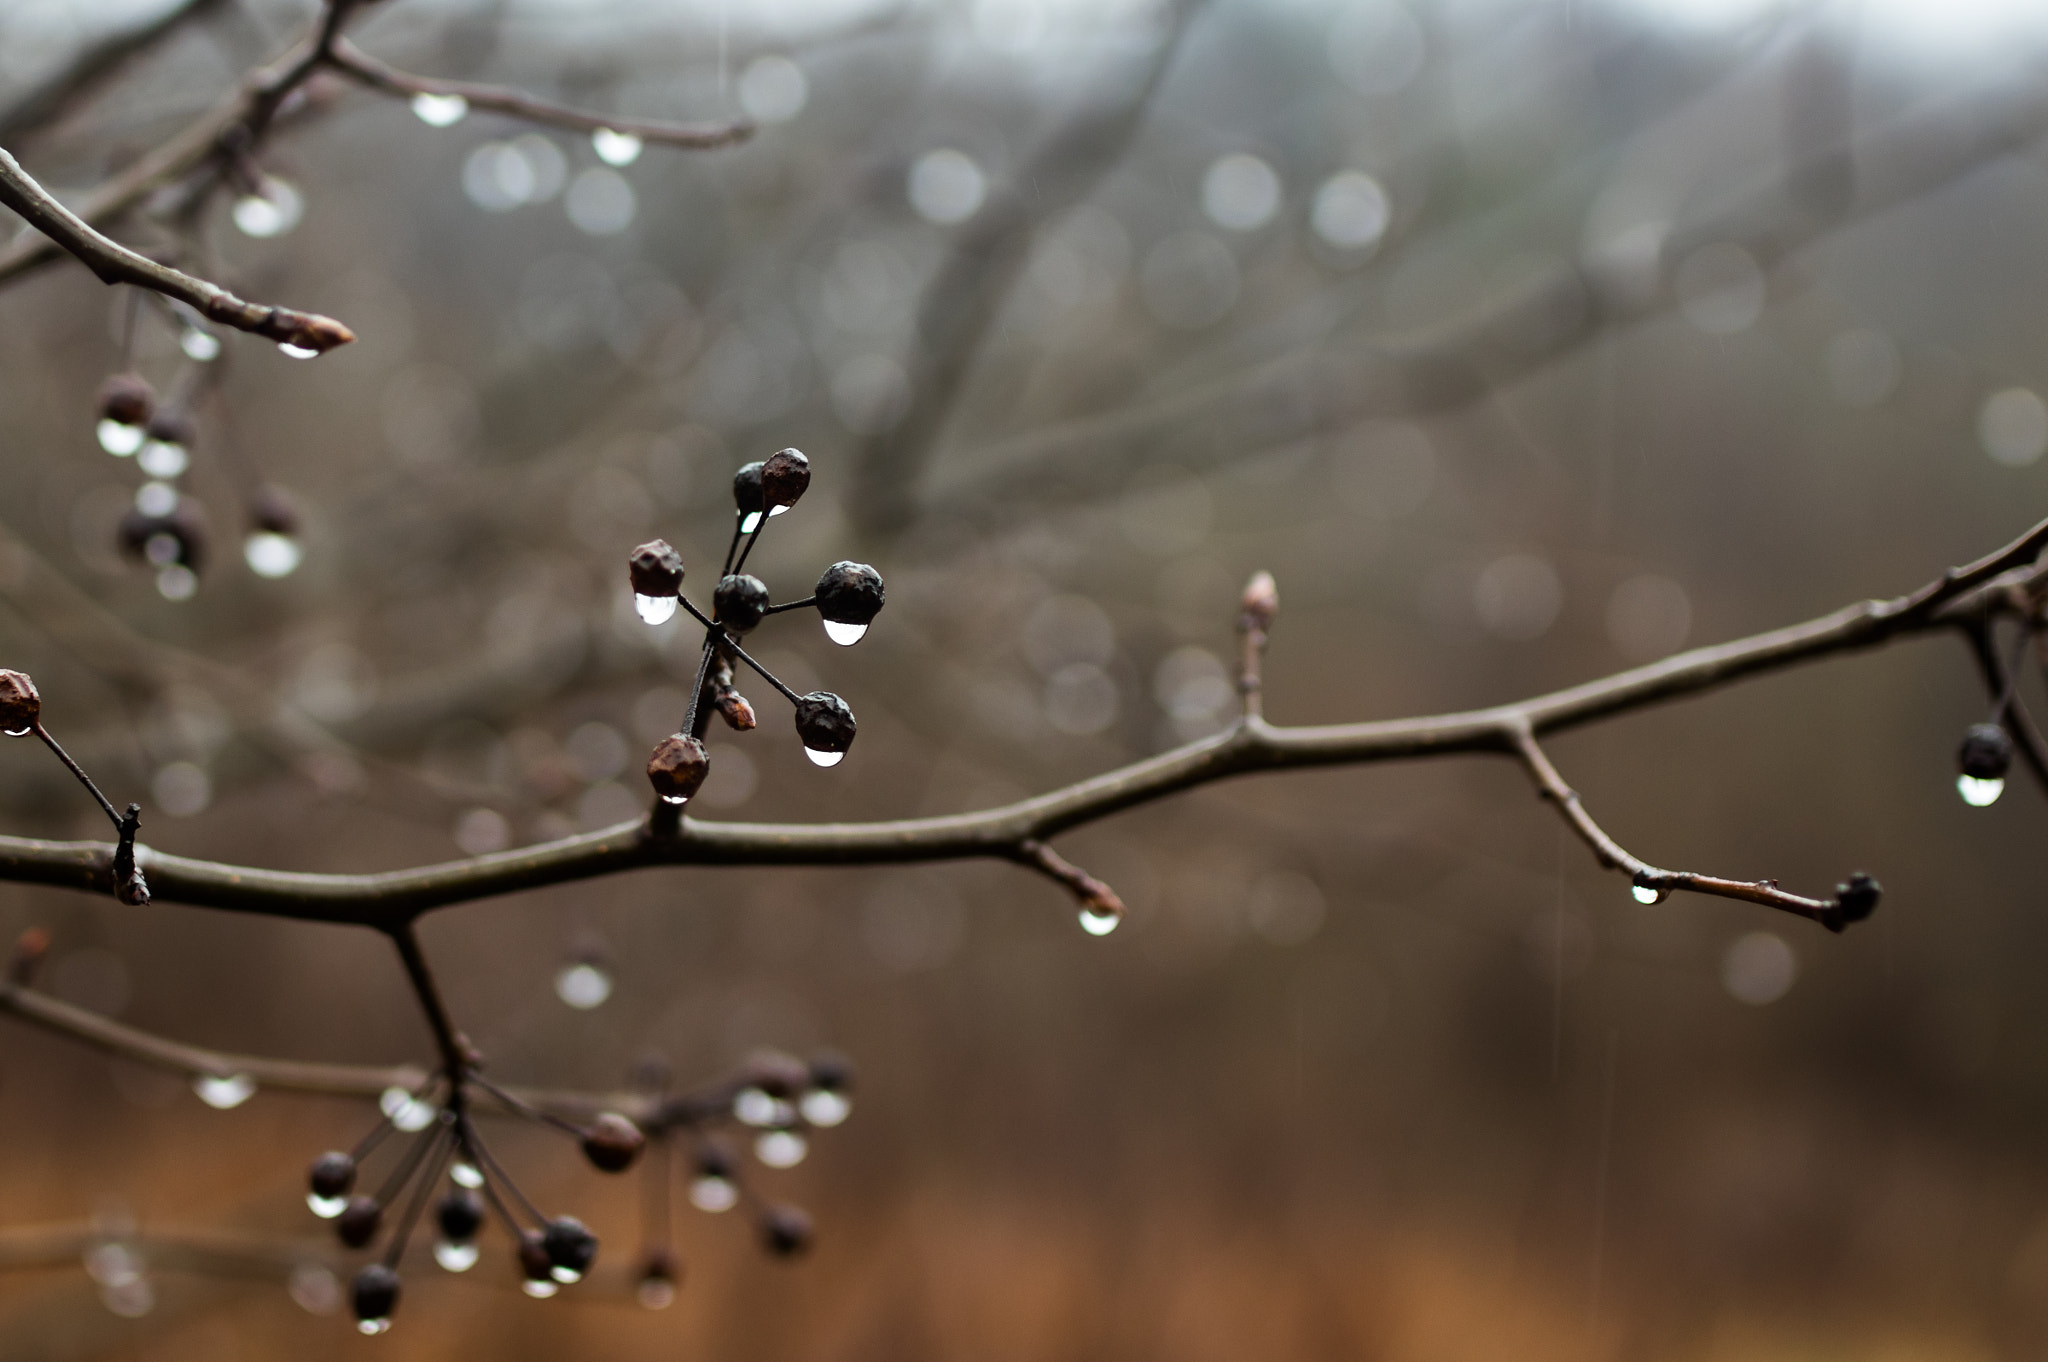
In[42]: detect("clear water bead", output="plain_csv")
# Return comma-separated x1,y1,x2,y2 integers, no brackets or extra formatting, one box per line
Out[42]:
592,128,643,166
307,1193,347,1219
244,532,303,578
156,565,197,600
411,92,469,126
2,725,27,737
735,1088,792,1126
195,1073,256,1109
523,1279,559,1299
434,1239,479,1273
638,1276,676,1310
755,1130,808,1168
97,419,144,456
137,440,188,478
635,593,678,625
1958,774,2004,807
136,481,178,515
232,180,302,238
800,1089,851,1127
358,1317,392,1335
1079,907,1121,936
278,343,318,359
181,329,221,362
1631,883,1663,904
690,1175,738,1213
550,1265,582,1285
555,961,613,1009
822,619,868,646
803,746,846,768
380,1085,436,1132
740,511,763,534
450,1162,484,1189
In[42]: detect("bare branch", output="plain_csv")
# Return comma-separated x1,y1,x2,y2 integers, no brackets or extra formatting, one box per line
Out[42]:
324,40,753,150
0,0,233,144
0,147,353,352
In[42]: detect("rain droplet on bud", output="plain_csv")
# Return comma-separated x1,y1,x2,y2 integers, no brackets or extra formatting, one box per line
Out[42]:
97,419,144,456
555,960,613,1009
822,619,868,646
450,1162,484,1189
1631,883,1665,904
433,1240,479,1273
195,1073,256,1109
635,593,678,625
157,565,198,600
755,1130,808,1168
803,746,845,767
638,1276,676,1309
592,128,643,165
1078,906,1120,936
740,510,763,534
232,179,303,238
523,1279,559,1299
380,1085,437,1132
138,440,188,478
244,531,303,578
1958,774,2005,807
411,92,469,126
181,329,221,362
278,343,318,359
690,1176,738,1213
660,794,687,805
308,1193,347,1219
800,1089,850,1127
357,1318,392,1336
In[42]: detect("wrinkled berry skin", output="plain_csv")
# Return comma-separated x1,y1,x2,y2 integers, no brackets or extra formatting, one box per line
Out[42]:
762,1205,813,1258
351,1263,400,1323
629,540,685,597
543,1216,600,1277
581,1112,646,1173
715,574,771,633
760,448,810,509
732,461,765,514
814,562,884,626
0,671,40,735
309,1151,356,1201
336,1195,382,1248
647,734,711,802
1958,723,2013,780
436,1189,484,1242
794,692,857,755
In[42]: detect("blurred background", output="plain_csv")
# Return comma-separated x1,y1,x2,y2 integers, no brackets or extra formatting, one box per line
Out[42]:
3,0,2048,1356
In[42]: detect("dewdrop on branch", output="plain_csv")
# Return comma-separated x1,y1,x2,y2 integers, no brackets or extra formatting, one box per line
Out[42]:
1630,872,1668,905
1957,721,2012,807
1077,886,1124,937
814,561,885,646
793,692,856,767
592,128,643,165
95,373,154,456
628,539,685,625
410,92,469,126
244,486,304,579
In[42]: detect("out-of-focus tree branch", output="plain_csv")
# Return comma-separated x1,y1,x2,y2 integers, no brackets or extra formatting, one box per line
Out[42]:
0,0,233,144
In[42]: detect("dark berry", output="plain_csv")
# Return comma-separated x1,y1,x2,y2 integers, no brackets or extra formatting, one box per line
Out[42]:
1958,723,2013,780
143,410,194,447
119,502,207,572
336,1195,381,1249
0,671,40,735
542,1216,599,1279
309,1151,356,1201
350,1263,400,1324
813,562,884,626
519,1234,554,1283
646,734,711,803
732,461,765,514
714,574,770,633
435,1189,483,1242
742,1050,811,1100
1833,872,1881,925
694,1139,735,1181
794,692,856,756
580,1112,646,1173
628,540,685,598
762,1205,812,1258
807,1051,854,1093
759,448,810,510
96,373,154,428
248,485,300,536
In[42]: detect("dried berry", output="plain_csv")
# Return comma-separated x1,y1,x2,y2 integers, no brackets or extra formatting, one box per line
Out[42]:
732,461,765,515
0,670,40,735
1833,872,1881,925
96,373,155,428
580,1112,646,1173
435,1189,483,1242
336,1195,382,1248
309,1151,356,1201
646,734,711,803
1958,723,2013,780
351,1263,400,1325
762,1204,812,1258
249,485,300,537
794,692,857,758
715,689,757,731
714,574,771,633
813,562,884,626
542,1216,599,1279
760,448,810,510
628,540,685,598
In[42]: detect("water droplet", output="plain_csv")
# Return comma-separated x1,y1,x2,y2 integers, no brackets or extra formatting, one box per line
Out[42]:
734,1087,792,1126
102,1275,155,1318
803,746,846,768
307,1193,347,1219
770,504,790,517
592,128,643,165
380,1085,437,1132
137,440,188,478
288,1263,340,1314
755,1130,808,1168
660,794,688,806
800,1089,850,1127
450,1162,484,1189
4,725,31,737
638,1276,676,1309
1631,883,1663,904
689,1175,738,1213
1078,906,1121,936
822,619,869,646
232,179,303,238
156,565,197,601
194,1073,255,1109
434,1239,479,1273
549,1265,582,1284
181,329,221,362
411,92,469,126
523,1279,559,1299
97,419,144,456
278,342,318,359
740,510,763,533
1959,774,2005,807
635,593,678,626
358,1317,392,1335
555,961,612,1009
244,531,303,578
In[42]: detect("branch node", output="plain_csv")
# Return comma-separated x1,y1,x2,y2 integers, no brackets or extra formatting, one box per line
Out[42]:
113,803,149,906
